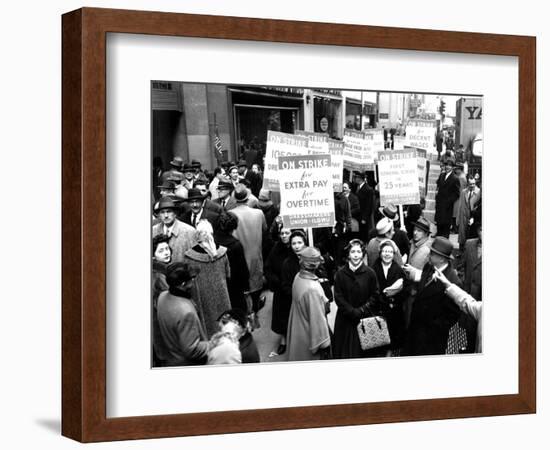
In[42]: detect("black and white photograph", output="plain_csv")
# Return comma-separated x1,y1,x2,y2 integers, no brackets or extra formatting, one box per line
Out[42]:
150,82,483,367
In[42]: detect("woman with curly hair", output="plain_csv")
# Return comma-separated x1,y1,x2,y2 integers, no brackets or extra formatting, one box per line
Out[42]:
333,239,383,359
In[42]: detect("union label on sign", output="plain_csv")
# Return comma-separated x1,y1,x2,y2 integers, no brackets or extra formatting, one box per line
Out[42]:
377,149,420,205
278,154,335,228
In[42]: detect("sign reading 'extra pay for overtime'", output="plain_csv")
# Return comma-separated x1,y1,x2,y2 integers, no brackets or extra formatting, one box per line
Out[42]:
278,154,335,229
378,149,420,205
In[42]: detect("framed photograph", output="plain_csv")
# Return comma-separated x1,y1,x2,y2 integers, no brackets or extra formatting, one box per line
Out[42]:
62,7,536,442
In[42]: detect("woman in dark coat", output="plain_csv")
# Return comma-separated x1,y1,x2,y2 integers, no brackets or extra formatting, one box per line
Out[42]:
333,239,383,359
265,227,294,351
372,240,407,354
213,212,250,313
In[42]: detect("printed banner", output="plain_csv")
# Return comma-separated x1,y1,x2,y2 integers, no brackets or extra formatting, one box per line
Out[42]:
415,148,427,198
278,154,335,228
405,119,436,152
263,131,309,191
295,130,330,154
364,129,385,169
377,149,420,205
343,129,368,171
393,135,406,150
329,139,344,192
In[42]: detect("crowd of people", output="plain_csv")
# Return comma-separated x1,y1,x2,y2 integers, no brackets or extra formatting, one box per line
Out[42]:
151,150,482,367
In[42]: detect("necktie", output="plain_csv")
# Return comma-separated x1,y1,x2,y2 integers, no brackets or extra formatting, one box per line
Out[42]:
468,191,473,212
192,214,197,227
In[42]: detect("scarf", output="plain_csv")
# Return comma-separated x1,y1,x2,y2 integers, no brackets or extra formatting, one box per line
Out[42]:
195,220,218,259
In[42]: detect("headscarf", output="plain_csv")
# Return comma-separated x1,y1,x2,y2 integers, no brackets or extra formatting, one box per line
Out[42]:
195,219,218,259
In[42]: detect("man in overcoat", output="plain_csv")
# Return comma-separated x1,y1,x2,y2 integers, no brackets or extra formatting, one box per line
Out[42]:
152,197,196,263
435,158,461,238
354,172,375,243
402,237,461,356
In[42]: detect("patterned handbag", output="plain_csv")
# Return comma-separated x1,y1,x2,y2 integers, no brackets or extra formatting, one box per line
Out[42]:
357,316,391,350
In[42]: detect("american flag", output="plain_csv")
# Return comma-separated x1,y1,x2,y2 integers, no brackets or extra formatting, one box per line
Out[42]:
213,128,223,156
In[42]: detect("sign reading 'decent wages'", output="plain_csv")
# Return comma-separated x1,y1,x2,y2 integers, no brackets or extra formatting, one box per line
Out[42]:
405,119,436,152
278,154,335,229
377,149,420,205
263,131,308,191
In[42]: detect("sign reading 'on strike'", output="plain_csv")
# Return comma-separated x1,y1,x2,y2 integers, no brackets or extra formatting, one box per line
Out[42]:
278,154,335,229
378,149,420,205
263,131,308,191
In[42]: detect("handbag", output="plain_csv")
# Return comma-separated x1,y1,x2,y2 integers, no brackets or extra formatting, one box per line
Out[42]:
357,316,391,350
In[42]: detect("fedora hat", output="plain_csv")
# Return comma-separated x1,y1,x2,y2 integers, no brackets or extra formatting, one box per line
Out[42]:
217,180,234,191
183,163,194,172
411,217,431,234
154,196,180,213
191,159,202,168
375,217,394,236
233,184,250,203
169,156,184,168
157,181,176,190
185,188,206,202
379,204,399,221
237,159,247,167
258,189,271,201
429,236,454,259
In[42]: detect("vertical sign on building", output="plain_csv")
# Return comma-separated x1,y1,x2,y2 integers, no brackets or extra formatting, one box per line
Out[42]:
377,149,420,205
278,154,335,228
263,131,308,191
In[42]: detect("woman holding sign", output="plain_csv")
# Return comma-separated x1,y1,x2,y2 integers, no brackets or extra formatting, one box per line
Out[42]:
333,239,384,359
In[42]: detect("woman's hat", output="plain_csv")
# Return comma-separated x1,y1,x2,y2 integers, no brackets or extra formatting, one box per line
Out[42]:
429,236,454,259
234,184,250,203
185,188,206,202
411,217,431,234
297,246,323,263
375,217,394,236
379,204,399,221
166,262,200,287
169,156,184,168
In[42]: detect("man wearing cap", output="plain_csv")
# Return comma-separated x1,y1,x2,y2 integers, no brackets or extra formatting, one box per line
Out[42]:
366,218,403,268
193,180,223,215
208,167,226,200
181,163,196,190
160,156,185,186
354,172,375,243
238,159,263,198
435,157,461,238
402,217,434,329
230,184,267,319
228,165,242,188
369,204,410,261
286,247,331,361
152,197,196,263
156,262,209,366
180,188,219,231
213,180,237,211
402,236,461,356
